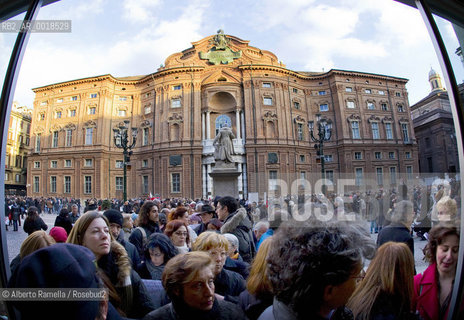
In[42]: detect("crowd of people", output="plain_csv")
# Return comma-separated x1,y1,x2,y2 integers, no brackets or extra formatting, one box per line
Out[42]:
3,182,462,319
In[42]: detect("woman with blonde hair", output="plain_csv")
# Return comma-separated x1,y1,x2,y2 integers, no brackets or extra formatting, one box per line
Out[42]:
239,236,273,320
348,242,417,319
67,211,155,318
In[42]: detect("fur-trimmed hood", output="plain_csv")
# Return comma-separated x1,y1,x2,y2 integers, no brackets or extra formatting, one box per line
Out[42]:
221,207,252,234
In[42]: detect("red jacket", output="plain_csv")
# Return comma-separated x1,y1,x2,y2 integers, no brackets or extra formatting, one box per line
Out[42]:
413,263,449,320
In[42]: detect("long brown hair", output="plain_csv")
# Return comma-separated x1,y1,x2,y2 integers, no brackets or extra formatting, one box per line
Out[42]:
247,236,273,298
347,242,414,320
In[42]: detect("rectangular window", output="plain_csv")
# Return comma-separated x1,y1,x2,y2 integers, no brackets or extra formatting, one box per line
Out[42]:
64,159,72,167
119,96,127,101
381,103,388,111
56,98,63,103
39,113,45,120
173,85,181,90
69,109,76,117
375,152,382,159
171,98,181,108
293,101,300,109
142,159,148,167
50,160,58,169
401,123,409,142
35,134,41,152
371,122,380,139
346,87,353,92
40,101,47,106
56,111,62,119
325,170,334,182
84,176,92,194
52,131,58,148
33,161,40,168
319,103,329,112
85,128,93,145
115,160,124,168
297,123,303,141
143,176,149,194
50,176,57,193
269,170,278,191
397,105,404,112
405,151,411,159
376,168,383,185
354,152,362,160
355,168,363,186
365,89,372,94
64,176,71,193
293,88,298,93
346,101,355,109
263,97,273,106
299,155,305,162
5,173,9,181
144,106,151,114
33,176,40,193
351,121,360,139
71,96,77,101
378,90,385,95
406,166,413,180
143,127,149,146
171,173,181,193
300,172,306,180
318,90,326,95
262,83,271,88
324,155,333,162
390,167,397,184
85,159,93,167
90,93,97,98
115,177,123,190
385,123,393,140
89,107,96,115
118,109,126,117
389,152,395,159
367,102,375,110
15,174,20,183
396,92,401,97
65,129,72,147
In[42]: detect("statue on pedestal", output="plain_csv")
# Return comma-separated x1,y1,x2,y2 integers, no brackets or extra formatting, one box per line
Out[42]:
213,126,235,163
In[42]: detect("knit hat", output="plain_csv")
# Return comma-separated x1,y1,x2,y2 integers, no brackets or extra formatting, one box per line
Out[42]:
8,243,101,320
49,226,68,243
103,209,123,227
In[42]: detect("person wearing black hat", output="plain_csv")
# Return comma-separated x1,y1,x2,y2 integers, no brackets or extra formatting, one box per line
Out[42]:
104,209,141,270
194,204,217,236
7,243,123,320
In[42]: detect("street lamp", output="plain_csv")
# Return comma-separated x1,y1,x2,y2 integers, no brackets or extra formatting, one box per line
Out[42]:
308,114,332,195
113,120,138,202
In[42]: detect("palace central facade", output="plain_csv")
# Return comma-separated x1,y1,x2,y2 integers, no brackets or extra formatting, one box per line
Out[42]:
27,31,418,200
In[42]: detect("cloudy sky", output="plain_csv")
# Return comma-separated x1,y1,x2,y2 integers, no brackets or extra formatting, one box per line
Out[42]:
1,0,463,107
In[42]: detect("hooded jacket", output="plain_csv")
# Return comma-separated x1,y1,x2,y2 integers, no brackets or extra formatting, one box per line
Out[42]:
221,207,256,263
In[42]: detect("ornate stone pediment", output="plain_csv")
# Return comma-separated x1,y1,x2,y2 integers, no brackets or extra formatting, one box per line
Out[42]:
140,120,152,128
347,114,361,122
168,113,183,124
382,116,393,123
199,30,242,65
294,115,306,124
398,117,409,124
263,111,277,122
64,123,76,130
368,115,381,123
83,120,97,128
35,126,45,133
49,124,62,132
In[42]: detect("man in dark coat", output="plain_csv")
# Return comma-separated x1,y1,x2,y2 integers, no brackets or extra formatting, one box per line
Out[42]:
104,209,140,270
217,196,256,264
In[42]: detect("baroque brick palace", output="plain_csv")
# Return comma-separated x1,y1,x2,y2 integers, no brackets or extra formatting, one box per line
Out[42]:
27,31,418,200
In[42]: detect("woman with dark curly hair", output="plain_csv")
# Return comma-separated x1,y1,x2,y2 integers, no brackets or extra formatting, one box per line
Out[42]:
258,219,375,320
129,201,161,260
137,233,178,280
165,220,190,254
413,224,459,320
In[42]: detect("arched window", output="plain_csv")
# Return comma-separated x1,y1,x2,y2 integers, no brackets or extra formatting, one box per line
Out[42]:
215,114,232,136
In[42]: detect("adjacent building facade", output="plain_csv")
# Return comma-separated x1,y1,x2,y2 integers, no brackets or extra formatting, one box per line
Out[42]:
411,69,461,176
27,31,418,200
6,101,32,195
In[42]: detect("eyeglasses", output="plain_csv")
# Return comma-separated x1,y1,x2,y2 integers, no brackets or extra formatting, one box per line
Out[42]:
174,231,188,237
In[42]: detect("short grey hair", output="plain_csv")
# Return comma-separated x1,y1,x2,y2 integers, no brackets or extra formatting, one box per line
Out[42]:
253,220,269,232
223,233,239,250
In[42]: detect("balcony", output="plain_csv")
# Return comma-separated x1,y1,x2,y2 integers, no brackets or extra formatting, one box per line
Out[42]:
202,139,245,155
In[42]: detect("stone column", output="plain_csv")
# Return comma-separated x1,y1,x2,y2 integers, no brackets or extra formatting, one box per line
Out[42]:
241,110,245,142
202,112,205,140
207,163,213,197
206,111,211,140
243,163,248,199
235,109,241,140
202,164,207,199
237,162,243,199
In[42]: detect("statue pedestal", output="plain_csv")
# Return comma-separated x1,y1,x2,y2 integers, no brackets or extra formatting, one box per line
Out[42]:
209,161,240,199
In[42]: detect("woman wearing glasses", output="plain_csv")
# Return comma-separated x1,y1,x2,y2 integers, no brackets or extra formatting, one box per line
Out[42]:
165,219,190,254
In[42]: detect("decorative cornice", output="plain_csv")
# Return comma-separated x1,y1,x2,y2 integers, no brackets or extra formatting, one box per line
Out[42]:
263,111,277,122
168,113,183,124
294,115,306,124
140,120,152,128
347,114,361,122
382,116,393,123
83,120,97,128
368,115,381,123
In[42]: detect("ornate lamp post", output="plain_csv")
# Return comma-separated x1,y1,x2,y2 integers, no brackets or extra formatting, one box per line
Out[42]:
308,114,332,195
113,120,138,202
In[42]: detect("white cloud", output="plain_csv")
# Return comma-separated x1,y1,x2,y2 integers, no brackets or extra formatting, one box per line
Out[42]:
122,0,162,23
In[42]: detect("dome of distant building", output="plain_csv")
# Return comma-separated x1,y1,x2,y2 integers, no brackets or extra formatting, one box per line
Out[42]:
428,67,438,79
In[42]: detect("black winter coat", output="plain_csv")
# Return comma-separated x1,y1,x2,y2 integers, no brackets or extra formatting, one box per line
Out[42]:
54,213,73,235
221,208,256,263
129,222,160,260
23,216,48,235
